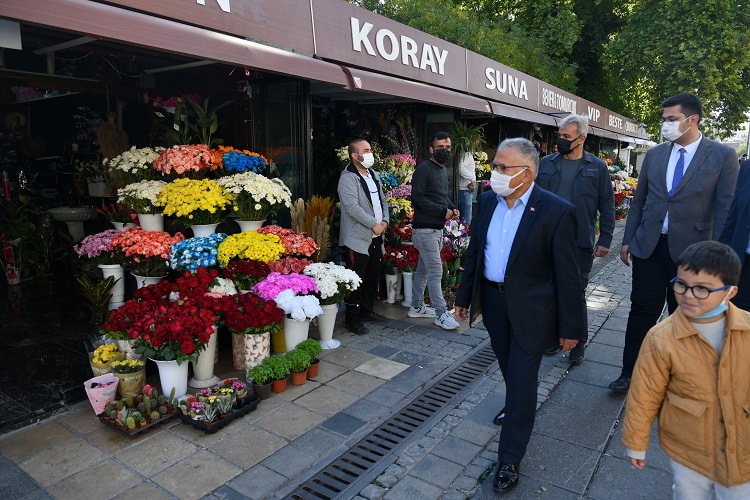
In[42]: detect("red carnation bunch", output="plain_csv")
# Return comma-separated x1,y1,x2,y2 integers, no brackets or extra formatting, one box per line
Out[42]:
222,292,283,336
267,256,313,275
257,225,319,257
397,245,419,273
222,259,269,290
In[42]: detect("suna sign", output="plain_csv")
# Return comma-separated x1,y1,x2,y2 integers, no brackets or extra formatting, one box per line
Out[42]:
351,18,448,75
484,68,529,100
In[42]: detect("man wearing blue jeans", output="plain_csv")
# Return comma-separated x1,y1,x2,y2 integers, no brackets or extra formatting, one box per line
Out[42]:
409,131,460,330
457,152,477,227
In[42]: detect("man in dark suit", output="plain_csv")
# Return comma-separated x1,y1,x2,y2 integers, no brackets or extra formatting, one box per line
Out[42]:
611,92,739,393
455,138,584,492
720,157,750,309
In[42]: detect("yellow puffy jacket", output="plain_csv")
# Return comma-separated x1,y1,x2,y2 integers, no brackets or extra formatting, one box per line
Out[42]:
622,303,750,487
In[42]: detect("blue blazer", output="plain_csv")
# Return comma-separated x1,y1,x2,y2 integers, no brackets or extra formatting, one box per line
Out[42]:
455,185,585,353
720,159,750,259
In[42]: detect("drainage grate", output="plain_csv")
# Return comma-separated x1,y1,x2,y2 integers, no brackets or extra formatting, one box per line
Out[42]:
287,343,497,499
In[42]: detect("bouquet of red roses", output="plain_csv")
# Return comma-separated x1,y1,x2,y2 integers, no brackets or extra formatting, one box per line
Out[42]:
382,246,401,275
257,225,319,257
222,259,270,290
397,244,419,273
222,291,283,336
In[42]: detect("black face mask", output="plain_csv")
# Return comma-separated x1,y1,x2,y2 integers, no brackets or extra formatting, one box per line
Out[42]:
556,136,582,155
433,148,451,164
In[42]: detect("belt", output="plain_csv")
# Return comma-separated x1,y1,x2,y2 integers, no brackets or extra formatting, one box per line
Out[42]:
484,278,505,292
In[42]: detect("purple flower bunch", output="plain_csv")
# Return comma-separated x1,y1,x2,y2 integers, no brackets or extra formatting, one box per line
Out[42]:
386,184,412,199
74,230,122,265
252,272,319,301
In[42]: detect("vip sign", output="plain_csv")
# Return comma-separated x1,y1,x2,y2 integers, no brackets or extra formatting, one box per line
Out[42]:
351,18,448,75
587,106,601,123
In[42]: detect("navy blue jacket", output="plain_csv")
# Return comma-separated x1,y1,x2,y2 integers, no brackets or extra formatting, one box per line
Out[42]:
720,159,750,259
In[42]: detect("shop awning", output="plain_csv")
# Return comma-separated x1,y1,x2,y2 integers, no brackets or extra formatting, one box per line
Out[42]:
2,0,351,88
489,101,558,126
590,127,619,140
342,67,493,115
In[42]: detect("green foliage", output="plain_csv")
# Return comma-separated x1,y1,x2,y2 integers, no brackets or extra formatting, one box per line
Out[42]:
247,362,274,385
285,349,311,374
296,338,323,361
77,274,117,324
451,121,486,154
185,97,233,147
263,355,290,381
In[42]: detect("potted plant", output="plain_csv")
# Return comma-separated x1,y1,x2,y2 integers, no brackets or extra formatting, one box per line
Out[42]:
116,180,168,231
110,359,146,399
247,363,273,400
168,233,227,272
156,177,234,237
97,203,137,231
76,273,118,326
110,227,185,283
103,146,165,183
217,230,285,267
285,348,311,385
215,168,292,231
222,291,282,372
296,338,323,378
303,262,361,347
263,355,290,394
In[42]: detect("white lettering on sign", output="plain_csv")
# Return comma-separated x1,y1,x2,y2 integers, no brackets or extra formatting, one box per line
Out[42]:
609,115,623,130
587,106,600,123
625,121,639,134
350,17,447,75
484,68,529,100
541,88,576,113
196,0,230,13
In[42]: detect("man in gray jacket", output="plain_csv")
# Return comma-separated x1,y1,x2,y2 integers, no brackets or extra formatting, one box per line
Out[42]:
536,114,615,363
338,139,390,335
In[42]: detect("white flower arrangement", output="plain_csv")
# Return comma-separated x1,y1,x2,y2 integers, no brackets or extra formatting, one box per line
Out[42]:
117,180,167,214
208,277,238,297
274,289,322,321
473,151,489,163
103,146,165,182
216,172,292,221
303,262,362,305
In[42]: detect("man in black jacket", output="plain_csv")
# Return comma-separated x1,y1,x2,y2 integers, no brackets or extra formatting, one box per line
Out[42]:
536,114,615,363
409,131,460,330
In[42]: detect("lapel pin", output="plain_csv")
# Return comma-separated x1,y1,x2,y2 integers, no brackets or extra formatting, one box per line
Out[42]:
530,207,535,212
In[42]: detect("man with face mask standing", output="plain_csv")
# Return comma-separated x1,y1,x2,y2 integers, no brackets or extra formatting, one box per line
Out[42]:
455,138,584,491
338,139,390,336
537,114,615,364
409,131,460,330
609,92,739,393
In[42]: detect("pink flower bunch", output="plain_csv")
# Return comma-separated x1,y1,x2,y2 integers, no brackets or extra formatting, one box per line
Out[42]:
267,256,313,274
385,184,412,199
111,227,185,276
143,92,201,109
74,230,122,264
252,272,318,301
257,225,319,257
391,153,416,169
153,145,216,176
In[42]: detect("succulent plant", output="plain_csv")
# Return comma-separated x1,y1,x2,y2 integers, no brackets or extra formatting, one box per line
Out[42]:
216,398,233,415
126,416,136,430
137,402,147,414
150,410,161,420
116,400,124,411
158,405,168,415
105,402,116,414
201,404,218,423
124,395,134,408
108,409,118,420
115,407,131,427
144,396,152,414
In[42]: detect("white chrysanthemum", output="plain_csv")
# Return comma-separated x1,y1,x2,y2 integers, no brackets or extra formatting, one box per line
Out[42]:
117,180,167,213
303,263,361,301
103,146,165,173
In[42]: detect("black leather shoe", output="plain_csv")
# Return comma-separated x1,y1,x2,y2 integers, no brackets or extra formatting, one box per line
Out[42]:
361,313,388,323
345,321,369,335
493,463,519,491
569,342,585,364
608,374,631,393
544,345,561,356
493,407,506,426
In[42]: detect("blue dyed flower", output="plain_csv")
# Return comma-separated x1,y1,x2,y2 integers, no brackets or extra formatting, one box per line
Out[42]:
222,151,267,174
379,172,398,191
169,233,228,271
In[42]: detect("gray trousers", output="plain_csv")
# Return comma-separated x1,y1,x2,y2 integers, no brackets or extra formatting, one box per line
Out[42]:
411,228,447,317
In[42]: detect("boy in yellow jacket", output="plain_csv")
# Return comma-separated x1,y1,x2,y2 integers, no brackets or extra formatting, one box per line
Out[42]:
622,240,750,498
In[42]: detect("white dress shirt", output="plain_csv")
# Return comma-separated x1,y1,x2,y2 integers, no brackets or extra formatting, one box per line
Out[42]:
662,134,702,234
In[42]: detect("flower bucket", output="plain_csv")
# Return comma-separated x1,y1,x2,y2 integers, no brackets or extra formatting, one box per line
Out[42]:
244,332,271,372
384,274,399,304
401,271,413,307
191,223,218,238
189,325,219,388
84,373,119,415
111,222,137,232
87,181,107,197
137,213,164,232
114,369,145,399
89,351,125,377
151,358,189,399
236,220,265,232
98,263,125,303
271,327,286,354
283,317,310,352
131,273,166,289
316,304,340,349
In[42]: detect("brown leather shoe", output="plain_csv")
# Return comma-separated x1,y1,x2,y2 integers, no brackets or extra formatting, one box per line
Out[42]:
494,463,519,490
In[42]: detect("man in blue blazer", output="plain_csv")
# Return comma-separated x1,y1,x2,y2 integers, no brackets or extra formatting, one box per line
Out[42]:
612,92,739,393
455,138,585,492
720,158,750,308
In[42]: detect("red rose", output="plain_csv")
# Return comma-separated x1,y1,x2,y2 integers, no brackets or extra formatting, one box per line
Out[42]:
182,341,194,354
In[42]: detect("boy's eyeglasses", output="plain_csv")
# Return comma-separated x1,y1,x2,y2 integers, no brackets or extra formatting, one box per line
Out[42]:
670,277,731,299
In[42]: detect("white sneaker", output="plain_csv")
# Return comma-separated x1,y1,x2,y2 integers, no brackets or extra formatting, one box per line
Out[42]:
434,311,459,330
408,304,436,318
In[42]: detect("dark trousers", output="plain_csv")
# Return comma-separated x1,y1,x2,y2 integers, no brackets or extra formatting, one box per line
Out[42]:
344,237,382,323
576,247,594,343
622,235,677,377
732,253,750,311
482,280,543,465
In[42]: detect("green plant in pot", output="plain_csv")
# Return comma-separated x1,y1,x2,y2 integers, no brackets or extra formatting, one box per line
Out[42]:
263,355,290,393
296,338,323,378
76,273,118,325
285,349,311,385
247,363,273,400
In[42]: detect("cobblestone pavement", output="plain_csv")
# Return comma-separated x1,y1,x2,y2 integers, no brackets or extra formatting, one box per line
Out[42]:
0,221,674,499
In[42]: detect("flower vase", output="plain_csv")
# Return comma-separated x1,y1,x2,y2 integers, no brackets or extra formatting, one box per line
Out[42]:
137,213,164,232
131,273,166,289
244,332,271,373
98,264,125,304
189,325,220,388
396,273,404,301
401,271,413,307
237,220,265,232
111,222,137,232
384,274,399,304
317,304,340,349
115,339,141,360
190,223,218,238
271,328,286,354
283,317,310,352
150,358,188,399
231,333,244,370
